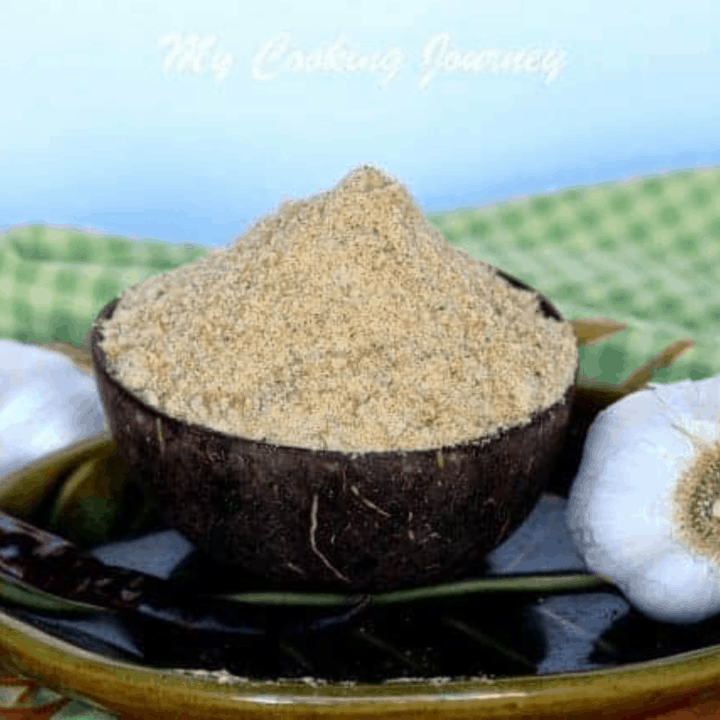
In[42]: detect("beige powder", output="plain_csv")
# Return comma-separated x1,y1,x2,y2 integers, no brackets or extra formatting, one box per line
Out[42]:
97,164,577,453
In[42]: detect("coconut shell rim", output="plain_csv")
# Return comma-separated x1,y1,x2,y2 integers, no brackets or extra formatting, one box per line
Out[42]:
90,267,576,461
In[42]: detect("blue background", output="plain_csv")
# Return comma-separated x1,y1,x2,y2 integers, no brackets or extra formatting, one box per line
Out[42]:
1,0,718,248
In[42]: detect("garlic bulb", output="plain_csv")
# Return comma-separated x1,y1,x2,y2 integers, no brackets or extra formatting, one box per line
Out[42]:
0,340,107,481
567,374,720,624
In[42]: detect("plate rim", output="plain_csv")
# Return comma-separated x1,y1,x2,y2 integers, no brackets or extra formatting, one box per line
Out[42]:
2,601,720,718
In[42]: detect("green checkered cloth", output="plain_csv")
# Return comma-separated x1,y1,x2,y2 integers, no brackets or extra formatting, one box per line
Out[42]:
0,225,209,348
2,166,720,387
427,167,720,385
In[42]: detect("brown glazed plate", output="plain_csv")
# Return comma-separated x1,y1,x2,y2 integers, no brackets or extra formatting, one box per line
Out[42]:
2,425,720,718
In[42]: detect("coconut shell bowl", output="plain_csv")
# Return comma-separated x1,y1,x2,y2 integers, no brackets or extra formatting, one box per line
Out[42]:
90,270,575,594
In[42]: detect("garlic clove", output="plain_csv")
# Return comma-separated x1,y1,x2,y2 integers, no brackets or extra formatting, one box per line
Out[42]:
653,376,720,424
621,550,720,624
572,489,675,580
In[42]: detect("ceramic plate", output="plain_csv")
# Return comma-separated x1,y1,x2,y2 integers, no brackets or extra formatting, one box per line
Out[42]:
2,431,720,719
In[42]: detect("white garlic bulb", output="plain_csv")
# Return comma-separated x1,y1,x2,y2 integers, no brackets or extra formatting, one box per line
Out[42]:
0,340,107,481
567,374,720,624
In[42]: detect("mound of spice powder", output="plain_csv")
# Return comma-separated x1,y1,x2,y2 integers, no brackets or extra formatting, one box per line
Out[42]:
98,164,577,453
